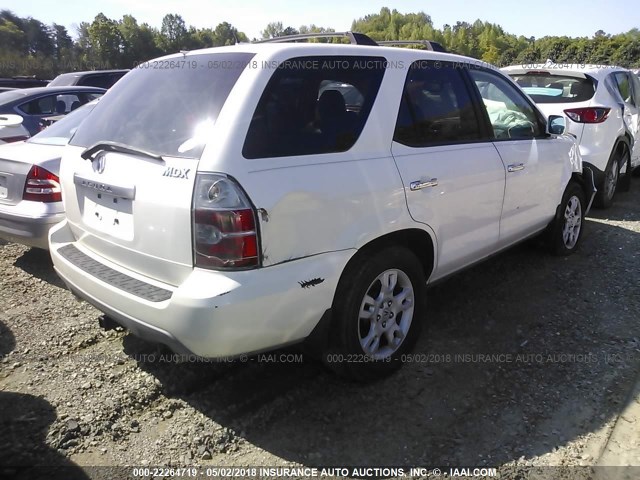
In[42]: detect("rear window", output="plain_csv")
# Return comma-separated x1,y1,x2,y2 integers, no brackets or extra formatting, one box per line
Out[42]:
242,56,386,159
47,73,80,87
510,73,595,103
28,101,97,146
79,73,127,89
70,53,255,159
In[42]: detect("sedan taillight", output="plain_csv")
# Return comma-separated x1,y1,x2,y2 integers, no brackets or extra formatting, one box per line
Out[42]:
192,173,259,269
564,107,611,124
23,165,62,203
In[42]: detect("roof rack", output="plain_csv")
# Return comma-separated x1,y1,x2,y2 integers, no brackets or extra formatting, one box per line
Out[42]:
378,40,447,53
255,31,378,46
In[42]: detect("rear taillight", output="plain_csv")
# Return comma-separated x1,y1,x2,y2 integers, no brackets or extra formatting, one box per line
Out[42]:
192,173,259,269
23,165,62,203
564,107,610,124
2,135,29,143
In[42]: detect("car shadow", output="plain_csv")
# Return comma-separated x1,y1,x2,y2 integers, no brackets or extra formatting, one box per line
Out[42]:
587,178,640,222
0,317,15,359
119,213,640,469
12,247,66,289
0,320,90,480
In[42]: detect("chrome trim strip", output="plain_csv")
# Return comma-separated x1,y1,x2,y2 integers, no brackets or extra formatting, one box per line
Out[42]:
73,174,136,200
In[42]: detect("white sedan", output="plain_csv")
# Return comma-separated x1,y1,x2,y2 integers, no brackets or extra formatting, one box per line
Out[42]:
0,102,96,249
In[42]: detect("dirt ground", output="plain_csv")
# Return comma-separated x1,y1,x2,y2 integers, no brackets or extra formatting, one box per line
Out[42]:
1,179,639,480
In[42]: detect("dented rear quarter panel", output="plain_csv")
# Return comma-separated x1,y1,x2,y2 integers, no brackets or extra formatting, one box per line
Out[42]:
196,46,433,269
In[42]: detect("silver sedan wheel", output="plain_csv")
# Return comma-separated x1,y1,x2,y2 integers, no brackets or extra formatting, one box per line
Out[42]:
562,195,582,249
604,158,619,200
358,269,414,359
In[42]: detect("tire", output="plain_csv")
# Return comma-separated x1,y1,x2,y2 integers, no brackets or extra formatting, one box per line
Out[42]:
548,182,586,256
594,149,624,208
325,246,426,382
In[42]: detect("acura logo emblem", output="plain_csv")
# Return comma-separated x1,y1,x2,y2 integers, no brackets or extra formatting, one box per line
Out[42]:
92,154,106,174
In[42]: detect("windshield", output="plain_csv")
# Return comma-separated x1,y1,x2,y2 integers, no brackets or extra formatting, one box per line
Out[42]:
70,53,255,159
27,101,98,146
510,74,595,104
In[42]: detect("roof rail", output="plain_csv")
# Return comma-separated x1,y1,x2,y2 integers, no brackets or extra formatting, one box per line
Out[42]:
378,40,447,53
254,31,378,46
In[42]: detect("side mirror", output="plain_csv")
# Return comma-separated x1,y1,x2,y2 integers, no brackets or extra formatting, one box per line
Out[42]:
547,115,565,135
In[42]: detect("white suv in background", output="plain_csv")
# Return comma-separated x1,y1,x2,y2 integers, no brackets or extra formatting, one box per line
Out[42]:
504,64,640,208
50,34,594,381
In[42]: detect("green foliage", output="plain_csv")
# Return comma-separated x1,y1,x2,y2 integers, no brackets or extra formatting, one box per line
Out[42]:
350,7,640,68
0,10,249,77
1,7,639,79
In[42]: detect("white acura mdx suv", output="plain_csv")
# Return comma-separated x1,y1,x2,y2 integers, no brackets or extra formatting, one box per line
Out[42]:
503,64,640,208
50,33,595,380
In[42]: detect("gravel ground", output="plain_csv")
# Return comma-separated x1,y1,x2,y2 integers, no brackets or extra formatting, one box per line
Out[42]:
1,179,639,480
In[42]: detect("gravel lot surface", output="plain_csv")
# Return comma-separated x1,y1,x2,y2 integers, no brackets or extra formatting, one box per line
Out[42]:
1,179,639,480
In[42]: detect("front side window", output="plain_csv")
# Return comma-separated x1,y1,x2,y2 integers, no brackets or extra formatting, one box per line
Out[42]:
242,56,386,159
469,69,543,140
394,61,482,147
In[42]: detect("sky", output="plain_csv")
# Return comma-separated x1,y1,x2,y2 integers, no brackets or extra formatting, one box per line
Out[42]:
2,0,639,40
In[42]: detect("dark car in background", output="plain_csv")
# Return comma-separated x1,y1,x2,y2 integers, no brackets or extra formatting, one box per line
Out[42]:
48,70,128,89
0,86,105,136
0,76,50,89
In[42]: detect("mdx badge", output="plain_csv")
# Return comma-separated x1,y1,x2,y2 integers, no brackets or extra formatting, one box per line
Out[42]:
163,167,190,179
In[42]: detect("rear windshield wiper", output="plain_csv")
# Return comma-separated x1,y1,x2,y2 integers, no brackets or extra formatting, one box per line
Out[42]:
81,141,165,163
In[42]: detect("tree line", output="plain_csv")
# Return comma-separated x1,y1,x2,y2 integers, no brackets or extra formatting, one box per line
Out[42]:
1,7,638,79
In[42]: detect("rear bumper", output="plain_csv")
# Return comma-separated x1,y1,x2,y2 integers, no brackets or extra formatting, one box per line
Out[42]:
49,219,353,358
0,201,64,249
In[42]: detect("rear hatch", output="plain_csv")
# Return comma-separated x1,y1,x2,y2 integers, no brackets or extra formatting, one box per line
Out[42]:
507,70,596,142
61,52,255,286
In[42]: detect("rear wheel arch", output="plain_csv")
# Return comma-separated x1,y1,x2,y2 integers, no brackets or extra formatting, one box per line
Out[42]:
615,136,632,191
302,228,436,360
346,228,436,286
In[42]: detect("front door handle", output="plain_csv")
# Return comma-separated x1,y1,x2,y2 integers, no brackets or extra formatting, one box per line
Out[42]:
507,163,525,172
410,178,438,191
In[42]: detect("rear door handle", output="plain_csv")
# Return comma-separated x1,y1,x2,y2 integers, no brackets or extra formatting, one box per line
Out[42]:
507,163,525,172
410,178,438,191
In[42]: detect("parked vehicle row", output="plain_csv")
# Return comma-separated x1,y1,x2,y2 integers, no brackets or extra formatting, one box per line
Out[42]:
503,64,640,208
0,69,128,91
2,34,636,382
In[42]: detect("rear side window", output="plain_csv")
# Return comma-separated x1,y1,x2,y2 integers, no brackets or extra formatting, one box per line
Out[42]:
630,74,640,108
511,73,595,104
613,72,632,104
71,53,254,159
242,56,386,159
394,61,482,147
